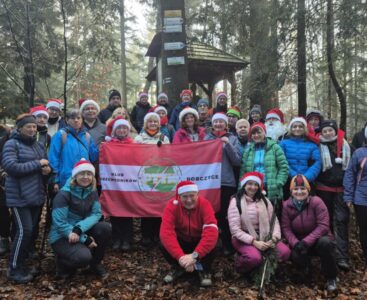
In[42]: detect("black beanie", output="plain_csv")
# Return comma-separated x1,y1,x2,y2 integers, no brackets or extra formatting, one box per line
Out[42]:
108,89,121,101
320,119,338,133
16,115,37,129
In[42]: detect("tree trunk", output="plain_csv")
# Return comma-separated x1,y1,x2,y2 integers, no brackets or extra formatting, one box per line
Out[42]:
120,0,127,108
25,3,35,107
326,0,347,131
60,0,68,112
297,0,307,116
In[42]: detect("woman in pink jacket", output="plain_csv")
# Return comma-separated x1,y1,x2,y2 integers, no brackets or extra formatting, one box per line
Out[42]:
228,172,290,274
172,107,206,144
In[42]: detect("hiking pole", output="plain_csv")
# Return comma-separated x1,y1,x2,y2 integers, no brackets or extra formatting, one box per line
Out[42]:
257,197,279,300
40,186,52,258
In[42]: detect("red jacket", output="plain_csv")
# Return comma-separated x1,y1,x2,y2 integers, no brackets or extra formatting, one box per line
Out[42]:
172,127,206,144
160,196,218,260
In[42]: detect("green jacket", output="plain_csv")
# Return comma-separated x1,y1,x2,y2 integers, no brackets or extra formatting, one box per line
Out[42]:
239,138,289,200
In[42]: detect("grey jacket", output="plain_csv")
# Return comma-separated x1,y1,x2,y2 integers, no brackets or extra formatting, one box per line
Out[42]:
205,132,241,187
84,119,106,146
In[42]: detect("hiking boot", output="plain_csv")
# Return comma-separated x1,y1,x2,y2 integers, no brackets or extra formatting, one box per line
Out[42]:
163,267,185,284
141,237,153,248
326,279,337,293
112,239,121,251
89,264,109,279
198,271,213,287
7,266,33,284
121,240,131,252
337,260,350,271
0,237,9,256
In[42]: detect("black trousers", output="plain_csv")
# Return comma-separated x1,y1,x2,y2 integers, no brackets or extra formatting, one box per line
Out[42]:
354,204,367,264
141,217,161,240
291,236,337,279
110,217,133,242
0,190,10,238
160,239,216,271
9,206,42,269
52,222,111,269
217,186,237,250
316,190,349,262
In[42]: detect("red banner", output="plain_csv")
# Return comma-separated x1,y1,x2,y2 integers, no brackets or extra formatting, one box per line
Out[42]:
99,140,222,217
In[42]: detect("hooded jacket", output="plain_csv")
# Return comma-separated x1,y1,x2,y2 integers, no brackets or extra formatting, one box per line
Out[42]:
240,138,289,199
281,196,332,248
49,126,99,187
160,196,218,260
49,178,102,244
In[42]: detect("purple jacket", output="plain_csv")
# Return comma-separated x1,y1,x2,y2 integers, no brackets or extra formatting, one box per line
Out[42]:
281,196,331,248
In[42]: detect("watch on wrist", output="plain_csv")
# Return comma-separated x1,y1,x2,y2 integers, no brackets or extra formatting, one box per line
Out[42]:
192,252,199,260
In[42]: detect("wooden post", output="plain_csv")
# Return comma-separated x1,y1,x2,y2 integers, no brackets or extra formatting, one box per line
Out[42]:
159,0,189,107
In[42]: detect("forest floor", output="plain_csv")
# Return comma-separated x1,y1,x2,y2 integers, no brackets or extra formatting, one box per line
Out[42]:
0,219,366,299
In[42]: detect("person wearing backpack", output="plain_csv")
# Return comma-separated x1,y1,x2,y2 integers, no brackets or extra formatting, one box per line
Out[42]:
49,159,111,279
343,129,367,266
49,109,99,191
228,172,290,274
2,114,51,283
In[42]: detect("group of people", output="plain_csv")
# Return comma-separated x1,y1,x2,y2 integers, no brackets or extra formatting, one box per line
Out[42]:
0,88,367,293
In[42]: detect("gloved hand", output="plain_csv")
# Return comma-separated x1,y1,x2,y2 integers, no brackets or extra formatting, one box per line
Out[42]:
294,240,308,255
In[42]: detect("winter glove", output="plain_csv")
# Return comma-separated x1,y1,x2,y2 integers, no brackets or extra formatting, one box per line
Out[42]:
294,240,308,255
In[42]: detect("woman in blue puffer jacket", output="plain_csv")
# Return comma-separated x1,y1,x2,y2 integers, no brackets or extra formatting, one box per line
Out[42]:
280,117,321,199
343,133,367,265
49,109,98,191
2,114,51,283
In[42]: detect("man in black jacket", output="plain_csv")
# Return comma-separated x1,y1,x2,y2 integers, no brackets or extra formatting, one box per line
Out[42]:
352,122,367,149
98,89,122,124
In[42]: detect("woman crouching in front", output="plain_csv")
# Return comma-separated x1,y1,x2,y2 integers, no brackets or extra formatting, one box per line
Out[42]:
228,172,290,276
49,159,111,279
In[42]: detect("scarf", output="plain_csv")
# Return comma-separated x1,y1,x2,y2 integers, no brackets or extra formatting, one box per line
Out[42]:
212,130,228,138
145,129,159,137
319,130,351,172
160,116,168,126
237,135,248,146
240,195,270,241
48,116,59,125
291,198,305,212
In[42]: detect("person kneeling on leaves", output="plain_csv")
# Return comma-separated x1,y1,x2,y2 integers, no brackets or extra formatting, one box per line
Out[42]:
49,159,111,279
160,181,218,287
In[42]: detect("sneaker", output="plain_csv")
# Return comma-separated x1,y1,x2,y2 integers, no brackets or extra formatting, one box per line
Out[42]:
0,237,9,256
163,267,185,284
198,271,212,287
326,279,337,293
337,260,350,271
7,266,33,284
89,264,109,279
121,241,131,252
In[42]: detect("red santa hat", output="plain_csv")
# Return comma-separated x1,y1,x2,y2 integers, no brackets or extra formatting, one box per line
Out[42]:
239,172,264,190
157,92,168,101
79,99,100,113
154,106,168,115
144,112,160,124
105,116,131,140
179,107,199,122
72,158,95,178
288,117,308,131
46,98,63,110
266,108,285,124
180,89,193,98
173,181,199,205
138,92,149,101
30,105,49,119
250,122,267,134
212,112,228,124
215,91,228,102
